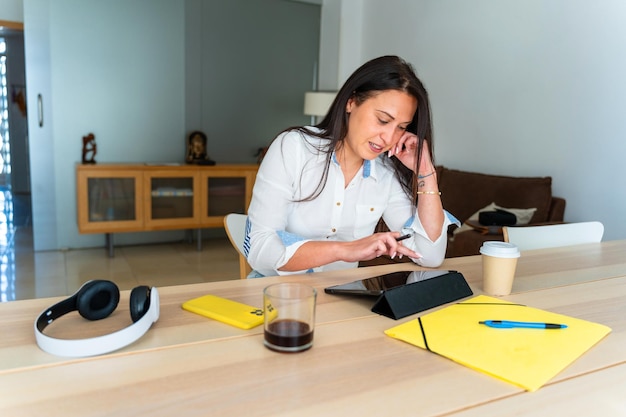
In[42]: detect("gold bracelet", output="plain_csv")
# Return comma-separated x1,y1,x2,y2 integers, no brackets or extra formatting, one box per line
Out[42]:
416,190,441,195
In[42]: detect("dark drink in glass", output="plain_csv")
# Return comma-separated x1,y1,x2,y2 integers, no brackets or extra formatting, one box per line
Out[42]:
263,283,317,353
264,319,314,352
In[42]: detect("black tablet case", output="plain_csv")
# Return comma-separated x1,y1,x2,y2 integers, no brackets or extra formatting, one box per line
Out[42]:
371,271,473,320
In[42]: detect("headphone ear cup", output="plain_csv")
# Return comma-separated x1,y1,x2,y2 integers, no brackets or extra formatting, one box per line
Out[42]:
76,280,120,321
129,286,151,322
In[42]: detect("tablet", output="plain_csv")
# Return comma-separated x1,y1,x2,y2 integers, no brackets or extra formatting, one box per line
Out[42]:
324,270,457,296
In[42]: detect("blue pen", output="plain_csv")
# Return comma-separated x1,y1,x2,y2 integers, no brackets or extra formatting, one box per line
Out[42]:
479,320,568,329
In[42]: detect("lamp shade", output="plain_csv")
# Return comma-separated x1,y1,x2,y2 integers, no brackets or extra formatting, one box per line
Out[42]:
303,91,336,117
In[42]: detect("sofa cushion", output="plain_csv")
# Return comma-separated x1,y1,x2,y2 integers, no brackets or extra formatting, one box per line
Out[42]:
453,202,537,236
437,167,553,224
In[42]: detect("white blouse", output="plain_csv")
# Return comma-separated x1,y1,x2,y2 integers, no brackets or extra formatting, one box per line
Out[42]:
246,129,456,277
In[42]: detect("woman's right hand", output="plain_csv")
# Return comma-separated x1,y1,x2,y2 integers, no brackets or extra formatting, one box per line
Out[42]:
338,232,421,262
279,233,422,272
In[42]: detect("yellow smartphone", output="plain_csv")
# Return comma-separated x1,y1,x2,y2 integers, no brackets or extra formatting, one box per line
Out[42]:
182,294,264,330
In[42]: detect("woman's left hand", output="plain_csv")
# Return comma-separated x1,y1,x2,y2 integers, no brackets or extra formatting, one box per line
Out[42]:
388,132,419,172
388,133,434,174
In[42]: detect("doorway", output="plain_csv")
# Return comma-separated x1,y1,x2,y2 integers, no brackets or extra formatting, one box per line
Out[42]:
1,22,33,262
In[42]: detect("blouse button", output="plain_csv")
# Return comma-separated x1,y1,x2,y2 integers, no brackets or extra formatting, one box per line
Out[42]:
336,201,341,206
331,228,336,233
370,207,374,212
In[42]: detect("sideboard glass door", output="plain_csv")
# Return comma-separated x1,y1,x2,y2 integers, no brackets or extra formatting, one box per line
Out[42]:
144,172,200,229
76,169,143,233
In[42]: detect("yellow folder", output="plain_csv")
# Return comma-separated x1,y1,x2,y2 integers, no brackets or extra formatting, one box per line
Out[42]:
384,295,611,391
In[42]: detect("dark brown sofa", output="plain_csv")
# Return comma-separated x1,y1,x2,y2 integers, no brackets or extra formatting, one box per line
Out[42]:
362,166,566,267
437,166,566,257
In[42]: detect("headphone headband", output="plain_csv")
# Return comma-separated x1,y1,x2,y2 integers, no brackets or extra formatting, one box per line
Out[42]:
34,282,160,357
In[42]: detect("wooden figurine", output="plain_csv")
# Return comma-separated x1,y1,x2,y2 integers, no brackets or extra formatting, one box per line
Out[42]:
82,133,97,164
186,131,215,165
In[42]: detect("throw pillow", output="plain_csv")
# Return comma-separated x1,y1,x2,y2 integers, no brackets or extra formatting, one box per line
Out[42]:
452,202,537,236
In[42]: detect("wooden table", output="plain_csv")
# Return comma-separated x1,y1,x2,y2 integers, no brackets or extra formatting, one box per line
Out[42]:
1,241,625,416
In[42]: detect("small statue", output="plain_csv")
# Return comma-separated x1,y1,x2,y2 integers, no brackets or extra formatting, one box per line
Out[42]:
186,131,215,165
82,133,97,164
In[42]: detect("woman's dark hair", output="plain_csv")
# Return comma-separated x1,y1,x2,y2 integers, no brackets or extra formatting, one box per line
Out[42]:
285,55,434,202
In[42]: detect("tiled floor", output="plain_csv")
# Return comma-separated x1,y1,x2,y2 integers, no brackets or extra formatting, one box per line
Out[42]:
0,189,240,302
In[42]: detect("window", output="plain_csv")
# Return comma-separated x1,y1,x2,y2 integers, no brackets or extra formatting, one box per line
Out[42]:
0,37,9,178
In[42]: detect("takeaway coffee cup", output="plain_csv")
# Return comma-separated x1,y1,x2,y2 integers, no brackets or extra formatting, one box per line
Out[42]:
263,283,317,353
479,241,521,296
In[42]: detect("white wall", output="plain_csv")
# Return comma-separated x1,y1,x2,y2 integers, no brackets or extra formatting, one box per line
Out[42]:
185,0,320,164
24,0,186,249
9,0,626,245
59,0,185,249
19,0,319,251
0,0,23,21
318,0,364,89
322,0,626,241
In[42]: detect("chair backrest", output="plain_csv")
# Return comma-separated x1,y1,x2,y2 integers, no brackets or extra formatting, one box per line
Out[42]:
502,221,604,251
223,213,252,279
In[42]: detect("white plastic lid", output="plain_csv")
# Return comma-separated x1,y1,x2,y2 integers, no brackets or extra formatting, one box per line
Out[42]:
479,241,520,258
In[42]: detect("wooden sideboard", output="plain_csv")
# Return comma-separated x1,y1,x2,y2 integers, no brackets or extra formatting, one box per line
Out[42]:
76,163,258,254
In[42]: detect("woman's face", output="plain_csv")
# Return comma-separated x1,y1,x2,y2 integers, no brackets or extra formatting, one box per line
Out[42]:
343,90,417,161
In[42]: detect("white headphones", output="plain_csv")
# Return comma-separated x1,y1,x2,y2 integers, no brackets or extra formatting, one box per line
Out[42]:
34,280,160,357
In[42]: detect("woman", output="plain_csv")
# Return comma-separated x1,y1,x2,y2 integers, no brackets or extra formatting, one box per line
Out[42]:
246,55,457,277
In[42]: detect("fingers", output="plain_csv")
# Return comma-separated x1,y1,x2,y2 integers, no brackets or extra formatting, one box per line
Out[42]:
373,238,388,258
378,233,421,260
396,245,422,260
353,233,422,262
388,133,418,157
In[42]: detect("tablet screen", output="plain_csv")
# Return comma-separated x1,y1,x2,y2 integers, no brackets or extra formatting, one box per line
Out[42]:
324,270,456,296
